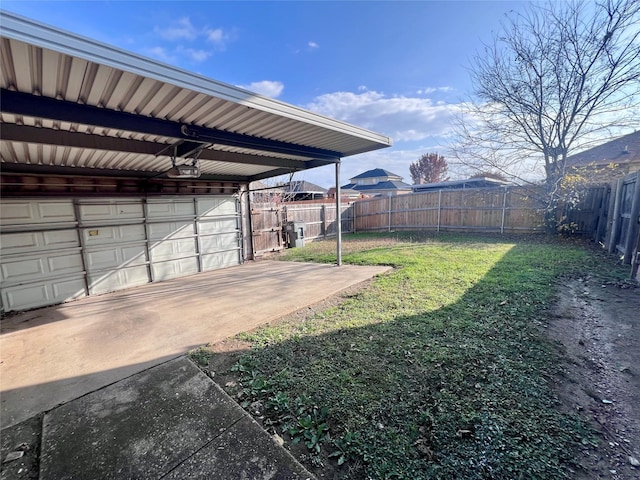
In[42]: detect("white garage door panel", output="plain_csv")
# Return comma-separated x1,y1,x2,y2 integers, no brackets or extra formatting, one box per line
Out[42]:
88,266,150,295
1,196,242,312
152,257,199,281
0,230,79,255
198,218,238,235
1,250,84,284
0,200,76,226
82,224,146,246
2,276,86,311
197,198,237,217
149,238,196,262
200,233,240,253
78,201,143,223
85,244,148,271
147,221,195,240
201,251,241,271
147,201,195,218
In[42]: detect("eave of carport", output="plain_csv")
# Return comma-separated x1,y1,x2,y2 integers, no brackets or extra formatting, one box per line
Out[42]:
0,10,392,183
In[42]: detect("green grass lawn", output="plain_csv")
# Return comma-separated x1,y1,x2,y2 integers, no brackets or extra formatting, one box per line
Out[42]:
198,232,629,479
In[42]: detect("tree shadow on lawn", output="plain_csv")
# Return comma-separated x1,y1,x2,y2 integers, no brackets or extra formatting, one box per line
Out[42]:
200,242,602,480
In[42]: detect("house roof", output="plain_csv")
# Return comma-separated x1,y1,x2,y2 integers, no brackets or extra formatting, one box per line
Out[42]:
327,186,360,197
350,168,401,180
0,11,392,183
284,180,327,194
565,131,640,168
342,180,412,192
412,177,511,192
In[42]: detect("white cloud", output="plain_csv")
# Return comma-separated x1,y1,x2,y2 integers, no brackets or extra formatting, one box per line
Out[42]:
417,86,454,95
153,17,231,51
308,41,319,49
306,89,463,142
176,46,212,63
239,81,284,98
144,46,176,63
207,28,224,43
154,17,198,41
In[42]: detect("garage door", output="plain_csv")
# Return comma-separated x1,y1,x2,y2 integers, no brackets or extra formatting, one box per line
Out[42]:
1,196,242,313
0,199,87,312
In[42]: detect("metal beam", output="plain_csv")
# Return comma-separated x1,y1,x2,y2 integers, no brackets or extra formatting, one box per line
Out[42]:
247,168,303,182
0,162,251,182
1,89,342,161
0,124,321,169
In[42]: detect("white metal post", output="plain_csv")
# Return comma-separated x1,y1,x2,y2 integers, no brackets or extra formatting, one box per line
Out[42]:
336,161,342,266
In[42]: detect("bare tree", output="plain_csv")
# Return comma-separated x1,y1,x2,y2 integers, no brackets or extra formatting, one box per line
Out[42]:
451,0,640,223
409,152,449,184
469,171,508,182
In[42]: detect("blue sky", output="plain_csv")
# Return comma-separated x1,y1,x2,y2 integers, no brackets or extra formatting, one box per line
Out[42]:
3,0,535,188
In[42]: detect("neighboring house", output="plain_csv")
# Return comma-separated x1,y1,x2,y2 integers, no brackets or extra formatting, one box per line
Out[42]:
283,180,327,201
565,131,640,181
341,168,412,196
412,177,511,193
249,180,284,203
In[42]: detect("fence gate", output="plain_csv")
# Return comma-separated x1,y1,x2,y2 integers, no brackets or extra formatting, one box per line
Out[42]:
616,173,638,255
250,203,283,255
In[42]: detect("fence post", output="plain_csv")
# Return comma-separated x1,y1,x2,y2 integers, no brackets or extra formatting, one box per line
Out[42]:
388,195,392,232
322,204,327,239
437,190,442,232
608,178,624,253
623,171,640,265
594,186,608,243
500,187,508,234
353,201,357,234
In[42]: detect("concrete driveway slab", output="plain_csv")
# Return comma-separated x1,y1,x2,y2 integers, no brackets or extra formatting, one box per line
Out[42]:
39,357,313,480
1,261,390,428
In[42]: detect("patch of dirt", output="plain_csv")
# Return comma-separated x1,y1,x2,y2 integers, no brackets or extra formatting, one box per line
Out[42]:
548,276,640,479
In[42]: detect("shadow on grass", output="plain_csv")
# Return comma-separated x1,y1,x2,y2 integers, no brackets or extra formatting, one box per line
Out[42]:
204,241,602,480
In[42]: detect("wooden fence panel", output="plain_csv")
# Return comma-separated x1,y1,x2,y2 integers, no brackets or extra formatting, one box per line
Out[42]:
354,186,546,233
285,205,324,240
250,203,283,254
562,187,607,234
285,203,353,240
617,173,639,258
355,197,391,232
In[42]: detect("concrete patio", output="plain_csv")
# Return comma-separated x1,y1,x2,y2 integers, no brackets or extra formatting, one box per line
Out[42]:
1,260,390,428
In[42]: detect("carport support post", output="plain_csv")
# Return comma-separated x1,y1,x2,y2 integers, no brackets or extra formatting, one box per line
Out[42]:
336,160,342,266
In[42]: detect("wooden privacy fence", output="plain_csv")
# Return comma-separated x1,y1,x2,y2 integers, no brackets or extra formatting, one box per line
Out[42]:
284,202,354,241
354,186,546,233
251,173,639,279
250,201,354,255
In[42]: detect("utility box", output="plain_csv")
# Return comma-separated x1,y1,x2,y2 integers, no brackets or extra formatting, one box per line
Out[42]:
285,221,305,248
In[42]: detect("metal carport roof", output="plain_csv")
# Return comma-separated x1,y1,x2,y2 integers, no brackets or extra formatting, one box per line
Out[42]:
0,11,392,182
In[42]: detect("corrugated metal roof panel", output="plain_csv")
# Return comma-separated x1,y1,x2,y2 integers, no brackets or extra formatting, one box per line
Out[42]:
0,11,392,181
1,142,276,177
